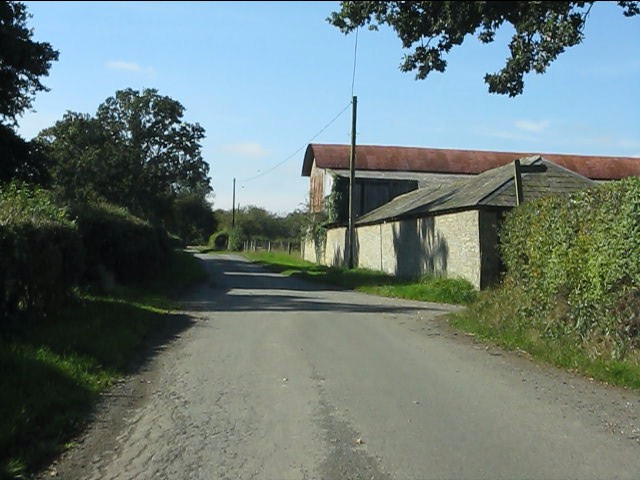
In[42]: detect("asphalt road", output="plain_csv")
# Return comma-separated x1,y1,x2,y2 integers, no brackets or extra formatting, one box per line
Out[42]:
56,253,640,480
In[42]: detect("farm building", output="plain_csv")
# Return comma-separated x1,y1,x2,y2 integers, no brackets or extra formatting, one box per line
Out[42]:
303,156,598,289
302,143,640,220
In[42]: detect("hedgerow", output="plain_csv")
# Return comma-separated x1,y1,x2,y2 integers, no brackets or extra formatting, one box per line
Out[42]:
500,177,640,358
72,202,169,284
208,231,229,250
0,183,83,322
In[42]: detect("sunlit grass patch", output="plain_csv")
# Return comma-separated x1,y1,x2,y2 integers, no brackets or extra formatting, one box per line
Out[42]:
242,251,477,305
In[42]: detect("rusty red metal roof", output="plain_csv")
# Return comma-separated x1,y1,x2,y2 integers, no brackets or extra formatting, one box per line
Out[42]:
301,143,640,181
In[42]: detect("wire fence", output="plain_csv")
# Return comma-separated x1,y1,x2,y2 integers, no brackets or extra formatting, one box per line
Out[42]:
242,239,302,255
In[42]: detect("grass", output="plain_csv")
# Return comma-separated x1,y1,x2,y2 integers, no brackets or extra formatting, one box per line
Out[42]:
241,250,477,305
0,249,206,479
448,284,640,391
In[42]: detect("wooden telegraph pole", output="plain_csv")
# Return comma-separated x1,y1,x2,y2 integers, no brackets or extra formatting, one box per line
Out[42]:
347,96,357,269
232,177,236,227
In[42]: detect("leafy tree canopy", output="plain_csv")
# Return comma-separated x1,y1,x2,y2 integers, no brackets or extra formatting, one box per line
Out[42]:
0,123,50,184
0,1,58,124
329,1,639,96
96,88,211,198
167,193,218,244
215,205,308,241
36,112,111,202
36,89,212,223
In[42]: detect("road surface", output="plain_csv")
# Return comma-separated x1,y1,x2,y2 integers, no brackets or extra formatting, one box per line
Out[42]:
50,253,640,480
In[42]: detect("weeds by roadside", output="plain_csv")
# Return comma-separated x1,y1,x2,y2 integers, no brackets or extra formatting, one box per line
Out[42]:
449,282,640,391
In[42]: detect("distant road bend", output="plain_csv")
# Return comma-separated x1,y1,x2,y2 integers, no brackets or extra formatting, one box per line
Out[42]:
54,253,640,480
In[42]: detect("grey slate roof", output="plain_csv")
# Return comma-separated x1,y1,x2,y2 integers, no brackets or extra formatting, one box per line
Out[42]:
355,156,595,226
328,168,474,186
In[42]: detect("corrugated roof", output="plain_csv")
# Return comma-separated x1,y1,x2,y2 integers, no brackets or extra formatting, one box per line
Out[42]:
302,143,640,180
355,156,595,226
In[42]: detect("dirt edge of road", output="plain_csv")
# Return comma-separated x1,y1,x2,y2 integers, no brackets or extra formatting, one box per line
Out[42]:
35,312,199,480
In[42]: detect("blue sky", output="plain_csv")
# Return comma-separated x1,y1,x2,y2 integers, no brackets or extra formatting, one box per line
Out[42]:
18,1,640,214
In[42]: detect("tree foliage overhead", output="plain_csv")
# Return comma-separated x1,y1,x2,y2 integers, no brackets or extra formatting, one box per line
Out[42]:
0,1,59,124
329,1,639,96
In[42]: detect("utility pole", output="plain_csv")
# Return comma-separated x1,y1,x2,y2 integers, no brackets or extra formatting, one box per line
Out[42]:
232,177,236,227
347,96,357,269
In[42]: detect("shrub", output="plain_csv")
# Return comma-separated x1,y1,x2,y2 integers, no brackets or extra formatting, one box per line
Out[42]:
208,231,229,250
500,177,640,358
227,227,244,251
71,202,169,284
0,183,83,322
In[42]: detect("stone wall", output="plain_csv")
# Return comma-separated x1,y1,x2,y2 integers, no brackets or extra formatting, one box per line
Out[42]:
430,211,481,287
325,227,347,267
302,209,500,289
364,211,481,287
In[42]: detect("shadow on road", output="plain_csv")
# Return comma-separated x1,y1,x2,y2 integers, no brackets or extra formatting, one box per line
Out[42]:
180,254,451,316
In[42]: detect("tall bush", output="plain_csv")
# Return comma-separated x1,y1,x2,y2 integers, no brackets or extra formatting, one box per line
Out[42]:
72,202,169,284
0,183,82,322
500,177,640,357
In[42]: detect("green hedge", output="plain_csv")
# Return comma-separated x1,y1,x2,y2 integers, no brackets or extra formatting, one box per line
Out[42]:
500,177,640,358
0,184,83,321
208,227,243,251
208,231,229,250
72,202,169,284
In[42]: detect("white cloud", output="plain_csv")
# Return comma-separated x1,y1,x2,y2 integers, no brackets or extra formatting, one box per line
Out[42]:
106,60,154,75
220,142,270,159
515,119,550,133
475,127,535,143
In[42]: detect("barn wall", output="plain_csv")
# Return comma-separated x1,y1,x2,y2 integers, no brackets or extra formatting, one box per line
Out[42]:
325,227,347,267
309,162,326,213
303,210,488,289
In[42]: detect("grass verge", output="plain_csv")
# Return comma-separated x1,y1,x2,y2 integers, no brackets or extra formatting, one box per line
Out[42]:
241,251,477,305
0,249,206,479
448,284,640,391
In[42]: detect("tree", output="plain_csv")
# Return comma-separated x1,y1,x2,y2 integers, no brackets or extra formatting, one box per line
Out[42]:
95,88,211,219
329,1,639,96
36,112,112,202
38,89,213,224
213,205,309,243
168,193,218,245
281,208,309,240
0,124,50,184
0,2,58,186
0,1,59,125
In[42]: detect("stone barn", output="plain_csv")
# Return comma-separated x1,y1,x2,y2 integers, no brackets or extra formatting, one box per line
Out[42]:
303,157,596,289
302,143,640,221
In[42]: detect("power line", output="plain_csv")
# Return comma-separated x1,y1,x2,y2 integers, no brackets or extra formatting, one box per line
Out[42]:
238,26,361,185
239,101,352,184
